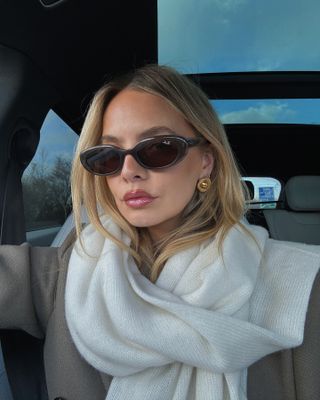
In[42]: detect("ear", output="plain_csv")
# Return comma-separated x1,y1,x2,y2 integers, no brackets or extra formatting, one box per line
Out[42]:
200,151,214,178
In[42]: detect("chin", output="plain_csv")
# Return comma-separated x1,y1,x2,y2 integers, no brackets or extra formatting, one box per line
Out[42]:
119,213,157,229
126,219,158,229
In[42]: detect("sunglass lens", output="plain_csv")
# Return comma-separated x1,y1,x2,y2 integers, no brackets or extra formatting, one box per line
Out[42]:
84,148,121,175
138,139,182,168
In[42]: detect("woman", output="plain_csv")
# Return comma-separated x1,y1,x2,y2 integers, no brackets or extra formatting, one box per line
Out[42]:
1,64,320,400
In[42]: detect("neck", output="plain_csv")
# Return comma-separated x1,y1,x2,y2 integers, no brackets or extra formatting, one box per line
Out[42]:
147,216,182,243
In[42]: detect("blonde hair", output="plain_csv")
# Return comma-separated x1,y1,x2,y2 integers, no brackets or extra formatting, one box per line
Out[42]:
71,64,249,282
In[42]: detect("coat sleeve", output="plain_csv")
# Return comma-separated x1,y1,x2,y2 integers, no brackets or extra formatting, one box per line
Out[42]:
0,243,60,338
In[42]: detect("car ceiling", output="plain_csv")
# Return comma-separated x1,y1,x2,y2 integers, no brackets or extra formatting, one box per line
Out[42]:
2,1,320,126
0,0,158,131
1,0,320,182
190,71,320,100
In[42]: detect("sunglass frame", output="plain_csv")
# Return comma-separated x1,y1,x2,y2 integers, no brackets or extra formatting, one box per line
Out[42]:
80,135,206,176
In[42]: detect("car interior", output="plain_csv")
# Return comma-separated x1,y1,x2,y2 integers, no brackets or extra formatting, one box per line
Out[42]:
0,0,319,399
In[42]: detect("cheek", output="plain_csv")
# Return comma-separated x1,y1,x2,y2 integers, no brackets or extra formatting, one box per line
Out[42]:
104,178,121,208
167,179,196,207
160,167,199,208
105,177,117,196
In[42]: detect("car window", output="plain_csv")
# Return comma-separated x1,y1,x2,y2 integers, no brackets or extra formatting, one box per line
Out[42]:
243,177,282,209
158,0,320,73
22,110,78,233
212,99,320,124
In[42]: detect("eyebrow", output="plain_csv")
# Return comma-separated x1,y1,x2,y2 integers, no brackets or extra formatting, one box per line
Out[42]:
100,126,176,144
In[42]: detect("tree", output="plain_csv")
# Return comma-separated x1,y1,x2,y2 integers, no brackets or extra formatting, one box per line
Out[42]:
22,155,73,230
47,156,72,221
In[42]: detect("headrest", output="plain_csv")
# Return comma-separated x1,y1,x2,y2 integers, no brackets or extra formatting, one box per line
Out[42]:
285,176,320,211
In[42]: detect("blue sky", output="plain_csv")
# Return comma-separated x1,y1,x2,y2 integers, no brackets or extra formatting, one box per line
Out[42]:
158,0,320,124
25,1,320,172
213,99,320,124
39,110,78,162
158,0,320,73
24,110,78,173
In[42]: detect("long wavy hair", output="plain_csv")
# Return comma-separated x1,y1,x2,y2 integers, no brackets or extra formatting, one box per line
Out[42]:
71,64,250,282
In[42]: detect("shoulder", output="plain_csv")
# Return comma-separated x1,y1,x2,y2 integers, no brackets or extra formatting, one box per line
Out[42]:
57,228,77,264
242,220,320,266
250,238,320,340
257,238,320,301
263,238,320,270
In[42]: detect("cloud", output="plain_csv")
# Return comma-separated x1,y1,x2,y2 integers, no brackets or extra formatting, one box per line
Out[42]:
211,0,247,11
246,60,283,72
158,0,320,73
219,103,295,123
158,0,248,73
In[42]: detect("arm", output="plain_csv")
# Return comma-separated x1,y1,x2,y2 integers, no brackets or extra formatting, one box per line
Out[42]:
0,244,59,338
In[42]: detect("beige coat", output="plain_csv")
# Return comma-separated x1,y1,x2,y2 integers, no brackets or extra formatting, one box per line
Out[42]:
0,232,319,400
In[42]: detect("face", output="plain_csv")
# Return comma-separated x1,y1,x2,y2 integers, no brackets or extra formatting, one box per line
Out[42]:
102,89,214,242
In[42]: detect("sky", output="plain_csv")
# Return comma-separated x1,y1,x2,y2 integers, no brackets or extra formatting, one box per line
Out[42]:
38,110,78,162
25,0,320,173
158,0,320,73
23,110,78,175
213,99,320,124
158,0,320,125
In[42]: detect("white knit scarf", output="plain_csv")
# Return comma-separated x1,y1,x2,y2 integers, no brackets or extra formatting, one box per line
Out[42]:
65,216,320,400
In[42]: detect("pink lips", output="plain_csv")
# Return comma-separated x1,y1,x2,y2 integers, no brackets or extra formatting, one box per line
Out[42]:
123,190,156,208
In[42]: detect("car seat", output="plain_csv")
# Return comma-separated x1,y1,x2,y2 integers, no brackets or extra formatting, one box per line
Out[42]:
263,176,320,244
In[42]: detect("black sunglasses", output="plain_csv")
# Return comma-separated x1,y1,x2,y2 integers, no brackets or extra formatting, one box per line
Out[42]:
80,135,206,176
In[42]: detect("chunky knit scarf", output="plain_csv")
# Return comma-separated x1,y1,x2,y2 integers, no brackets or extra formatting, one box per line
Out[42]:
65,216,320,400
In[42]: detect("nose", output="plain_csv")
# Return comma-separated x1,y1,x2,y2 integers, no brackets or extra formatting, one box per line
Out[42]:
120,154,147,181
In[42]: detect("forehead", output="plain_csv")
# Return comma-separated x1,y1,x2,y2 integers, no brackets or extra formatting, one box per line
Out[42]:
101,89,195,142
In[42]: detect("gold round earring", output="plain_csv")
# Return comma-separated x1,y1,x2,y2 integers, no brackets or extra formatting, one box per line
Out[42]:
197,177,212,193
